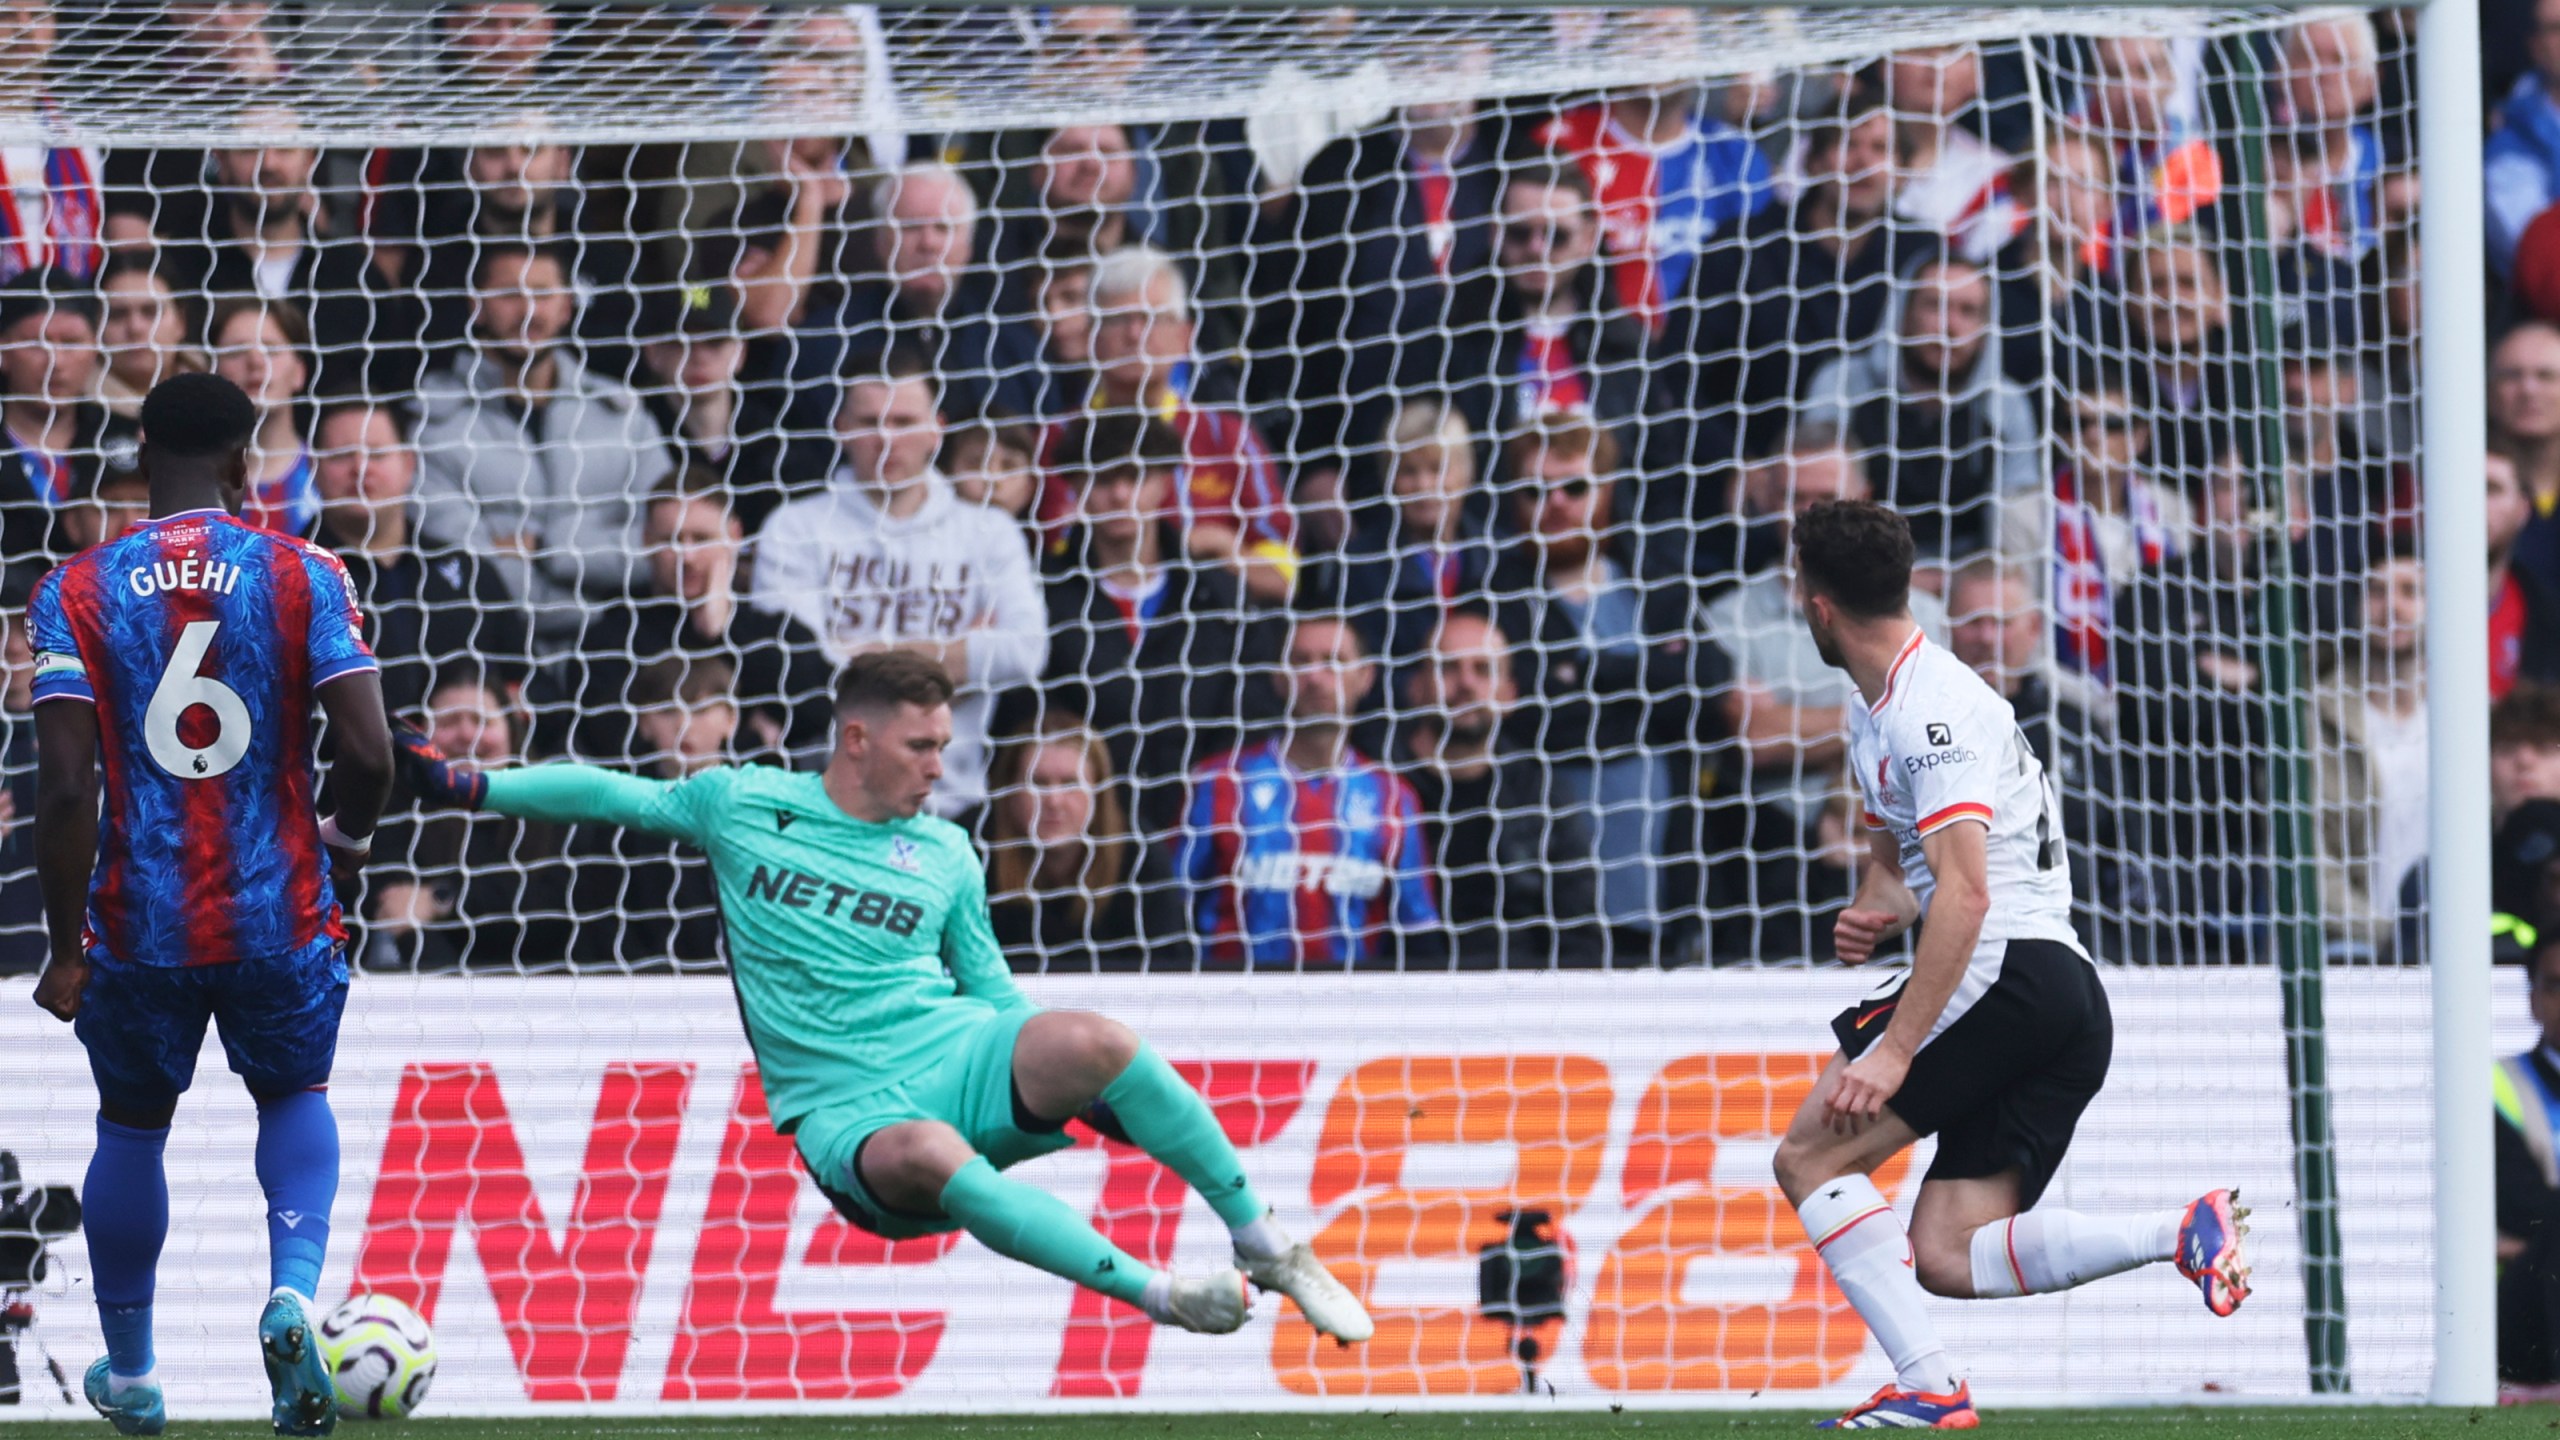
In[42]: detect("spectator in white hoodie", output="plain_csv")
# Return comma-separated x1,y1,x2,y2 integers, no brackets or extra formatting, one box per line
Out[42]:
751,343,1047,818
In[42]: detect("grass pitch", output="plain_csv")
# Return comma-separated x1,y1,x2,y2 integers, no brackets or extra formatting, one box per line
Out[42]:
5,1410,2560,1439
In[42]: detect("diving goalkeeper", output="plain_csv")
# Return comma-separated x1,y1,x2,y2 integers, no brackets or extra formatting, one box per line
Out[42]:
395,651,1372,1342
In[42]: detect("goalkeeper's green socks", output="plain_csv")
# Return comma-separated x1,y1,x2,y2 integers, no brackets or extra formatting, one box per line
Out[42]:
938,1157,1155,1306
1097,1043,1289,1259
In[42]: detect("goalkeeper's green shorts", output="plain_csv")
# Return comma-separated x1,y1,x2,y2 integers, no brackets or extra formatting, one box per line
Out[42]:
793,1005,1076,1240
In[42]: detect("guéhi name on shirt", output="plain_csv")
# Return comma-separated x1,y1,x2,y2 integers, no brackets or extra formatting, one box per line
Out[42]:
126,557,246,597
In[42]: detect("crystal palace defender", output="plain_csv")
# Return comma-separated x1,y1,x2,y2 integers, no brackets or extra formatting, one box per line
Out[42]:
1772,501,2247,1431
394,650,1373,1344
27,373,394,1437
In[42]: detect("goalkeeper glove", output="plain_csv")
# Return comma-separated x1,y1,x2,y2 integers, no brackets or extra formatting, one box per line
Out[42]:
393,723,487,810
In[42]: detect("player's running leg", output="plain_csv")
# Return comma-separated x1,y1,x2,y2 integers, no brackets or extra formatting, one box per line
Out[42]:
1947,1185,2253,1316
1775,1058,1975,1431
1018,1012,1374,1344
81,1112,171,1436
253,1087,342,1437
860,1121,1248,1334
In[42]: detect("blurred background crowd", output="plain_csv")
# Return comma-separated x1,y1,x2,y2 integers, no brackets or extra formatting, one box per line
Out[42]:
0,0,2514,976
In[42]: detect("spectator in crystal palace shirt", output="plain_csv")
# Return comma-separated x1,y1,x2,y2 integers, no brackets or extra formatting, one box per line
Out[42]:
2273,14,2385,267
0,268,130,577
1873,45,2017,264
1178,613,1439,970
1997,359,2191,688
95,256,201,420
1467,162,1647,453
1323,397,1500,672
206,296,316,534
1396,607,1602,967
535,466,833,767
2494,446,2560,703
1244,97,1501,482
1534,7,1775,335
0,2,99,286
309,396,531,723
1035,410,1280,833
1660,79,1915,466
2492,0,2560,279
1035,246,1295,606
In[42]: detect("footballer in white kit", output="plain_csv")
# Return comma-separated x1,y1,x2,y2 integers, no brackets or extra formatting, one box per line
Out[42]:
1767,501,2250,1432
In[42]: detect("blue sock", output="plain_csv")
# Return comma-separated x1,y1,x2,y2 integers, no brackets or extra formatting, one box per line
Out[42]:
85,1117,169,1379
253,1089,339,1300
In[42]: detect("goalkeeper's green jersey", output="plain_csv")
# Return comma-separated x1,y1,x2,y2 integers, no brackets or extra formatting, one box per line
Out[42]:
480,763,1031,1134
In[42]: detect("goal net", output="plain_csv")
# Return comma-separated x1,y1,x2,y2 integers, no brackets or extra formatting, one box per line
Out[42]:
0,0,2453,1416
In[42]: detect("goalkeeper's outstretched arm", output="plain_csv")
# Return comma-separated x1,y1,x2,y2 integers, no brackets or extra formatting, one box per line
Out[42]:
395,726,706,844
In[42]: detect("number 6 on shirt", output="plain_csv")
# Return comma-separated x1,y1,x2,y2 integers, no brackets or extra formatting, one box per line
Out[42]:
145,620,252,779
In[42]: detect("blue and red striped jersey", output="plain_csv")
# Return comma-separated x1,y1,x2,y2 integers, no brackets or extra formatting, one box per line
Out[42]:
1177,738,1438,969
28,508,377,967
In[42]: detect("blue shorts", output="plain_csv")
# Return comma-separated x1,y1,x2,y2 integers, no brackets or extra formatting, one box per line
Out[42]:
76,940,350,1114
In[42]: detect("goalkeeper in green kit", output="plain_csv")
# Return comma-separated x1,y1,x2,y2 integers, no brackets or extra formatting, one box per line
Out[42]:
394,651,1372,1343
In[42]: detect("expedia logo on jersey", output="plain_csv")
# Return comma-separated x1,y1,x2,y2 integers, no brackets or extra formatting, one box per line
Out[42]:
1905,748,1980,772
1234,852,1392,898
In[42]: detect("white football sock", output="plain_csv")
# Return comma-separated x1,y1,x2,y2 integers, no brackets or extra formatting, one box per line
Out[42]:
1230,1212,1291,1263
1968,1209,2182,1299
107,1368,157,1399
1796,1174,1958,1394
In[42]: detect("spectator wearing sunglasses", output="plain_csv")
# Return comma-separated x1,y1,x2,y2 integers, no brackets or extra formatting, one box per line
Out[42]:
1461,162,1646,457
1489,414,1708,957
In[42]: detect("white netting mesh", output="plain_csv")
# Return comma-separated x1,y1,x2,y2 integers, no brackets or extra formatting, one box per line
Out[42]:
0,0,2449,1414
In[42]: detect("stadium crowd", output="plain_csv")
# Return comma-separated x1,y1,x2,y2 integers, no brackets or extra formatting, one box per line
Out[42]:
0,1,2498,976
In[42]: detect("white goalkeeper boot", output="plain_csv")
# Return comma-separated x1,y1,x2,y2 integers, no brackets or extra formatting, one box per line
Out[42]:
1240,1242,1375,1345
1146,1269,1251,1335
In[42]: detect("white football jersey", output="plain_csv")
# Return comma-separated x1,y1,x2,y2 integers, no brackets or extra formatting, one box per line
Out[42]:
1847,629,2084,954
